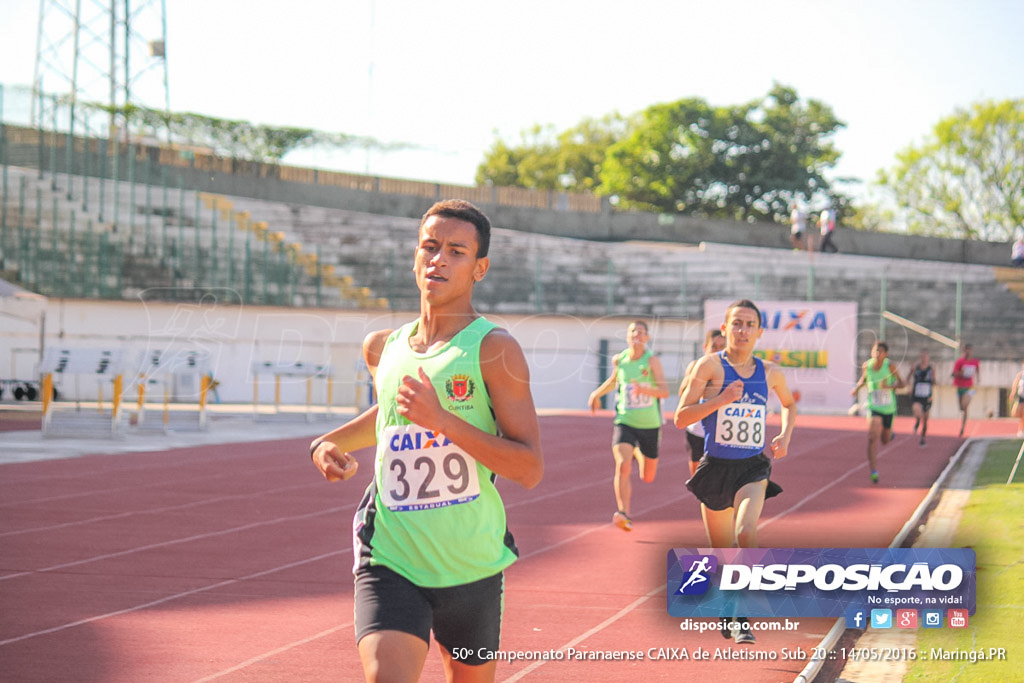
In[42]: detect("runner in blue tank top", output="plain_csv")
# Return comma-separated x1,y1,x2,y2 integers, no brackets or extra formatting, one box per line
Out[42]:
673,299,798,644
679,330,727,477
674,299,797,543
700,349,771,460
910,348,935,447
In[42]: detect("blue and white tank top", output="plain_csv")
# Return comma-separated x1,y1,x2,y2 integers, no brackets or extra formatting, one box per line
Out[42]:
702,352,769,460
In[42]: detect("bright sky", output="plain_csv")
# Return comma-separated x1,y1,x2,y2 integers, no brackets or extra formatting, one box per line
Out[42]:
1,0,1022,199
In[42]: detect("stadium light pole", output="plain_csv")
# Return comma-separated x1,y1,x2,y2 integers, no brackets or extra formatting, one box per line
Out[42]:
32,0,170,142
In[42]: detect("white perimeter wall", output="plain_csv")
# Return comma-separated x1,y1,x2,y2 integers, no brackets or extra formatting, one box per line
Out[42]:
1,298,1020,419
1,299,705,412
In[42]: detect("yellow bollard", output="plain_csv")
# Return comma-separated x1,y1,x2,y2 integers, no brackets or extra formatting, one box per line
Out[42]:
41,373,53,416
163,384,170,428
112,375,123,420
306,376,313,414
274,375,281,412
199,374,210,411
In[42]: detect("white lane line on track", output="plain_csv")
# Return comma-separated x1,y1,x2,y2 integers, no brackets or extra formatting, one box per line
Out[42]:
0,550,348,647
502,585,665,683
190,622,355,683
0,427,913,674
0,456,635,648
0,504,349,582
499,433,917,680
0,460,296,508
0,479,324,538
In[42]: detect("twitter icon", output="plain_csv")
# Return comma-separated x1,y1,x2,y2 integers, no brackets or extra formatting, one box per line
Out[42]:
871,609,893,629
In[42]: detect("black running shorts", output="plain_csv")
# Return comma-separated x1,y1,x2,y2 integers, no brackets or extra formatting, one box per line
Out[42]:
869,409,894,430
354,564,503,666
686,430,705,463
612,423,661,459
685,453,782,511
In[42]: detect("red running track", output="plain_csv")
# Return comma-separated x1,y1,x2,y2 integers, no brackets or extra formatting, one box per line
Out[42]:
0,414,1015,682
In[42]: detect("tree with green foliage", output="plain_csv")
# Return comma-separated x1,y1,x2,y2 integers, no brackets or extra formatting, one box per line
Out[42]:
878,99,1024,241
475,114,627,191
475,84,844,222
599,84,843,219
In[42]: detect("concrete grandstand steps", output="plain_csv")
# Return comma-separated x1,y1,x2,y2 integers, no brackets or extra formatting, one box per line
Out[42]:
12,166,1021,360
212,197,399,309
993,266,1024,303
1,167,351,307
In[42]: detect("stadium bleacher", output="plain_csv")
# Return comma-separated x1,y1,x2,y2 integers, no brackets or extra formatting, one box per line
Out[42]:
3,126,1023,410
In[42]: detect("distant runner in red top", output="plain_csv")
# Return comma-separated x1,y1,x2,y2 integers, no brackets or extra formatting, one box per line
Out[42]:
951,343,981,438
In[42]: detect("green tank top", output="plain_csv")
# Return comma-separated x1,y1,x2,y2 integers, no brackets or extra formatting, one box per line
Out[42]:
865,358,897,415
356,316,518,587
614,348,662,429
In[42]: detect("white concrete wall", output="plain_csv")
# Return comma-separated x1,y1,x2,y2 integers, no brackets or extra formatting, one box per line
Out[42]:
2,298,1020,418
0,299,705,412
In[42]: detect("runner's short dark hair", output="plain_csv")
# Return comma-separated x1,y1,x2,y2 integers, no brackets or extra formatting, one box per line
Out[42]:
726,299,762,326
420,199,492,258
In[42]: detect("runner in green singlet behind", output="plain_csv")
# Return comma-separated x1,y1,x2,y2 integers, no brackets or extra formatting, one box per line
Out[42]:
587,320,669,532
851,341,906,484
309,199,543,683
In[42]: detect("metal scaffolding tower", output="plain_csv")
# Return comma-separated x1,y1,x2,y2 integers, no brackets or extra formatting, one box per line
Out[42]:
32,0,169,138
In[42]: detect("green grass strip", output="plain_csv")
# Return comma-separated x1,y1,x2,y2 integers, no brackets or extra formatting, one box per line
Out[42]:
904,439,1024,682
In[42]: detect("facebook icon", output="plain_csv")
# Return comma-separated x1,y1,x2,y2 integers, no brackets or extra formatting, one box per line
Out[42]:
845,607,867,629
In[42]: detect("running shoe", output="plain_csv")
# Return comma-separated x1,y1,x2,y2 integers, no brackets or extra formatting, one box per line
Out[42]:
870,470,879,484
919,438,926,447
734,618,756,644
734,630,756,645
612,510,633,532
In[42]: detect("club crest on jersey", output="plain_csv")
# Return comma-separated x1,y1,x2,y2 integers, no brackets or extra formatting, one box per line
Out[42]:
446,374,475,402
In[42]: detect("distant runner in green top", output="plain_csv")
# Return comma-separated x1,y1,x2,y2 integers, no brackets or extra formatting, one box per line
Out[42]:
851,341,905,484
588,320,669,531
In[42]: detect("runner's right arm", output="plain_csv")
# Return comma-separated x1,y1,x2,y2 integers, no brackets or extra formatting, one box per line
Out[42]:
673,355,740,429
309,329,392,483
587,357,620,412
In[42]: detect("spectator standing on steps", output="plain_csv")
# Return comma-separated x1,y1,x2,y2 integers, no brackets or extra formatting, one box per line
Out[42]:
1012,234,1024,267
818,207,839,253
789,202,808,251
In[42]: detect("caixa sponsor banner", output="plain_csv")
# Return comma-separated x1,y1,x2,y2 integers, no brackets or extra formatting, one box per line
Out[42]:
704,300,858,415
667,548,975,618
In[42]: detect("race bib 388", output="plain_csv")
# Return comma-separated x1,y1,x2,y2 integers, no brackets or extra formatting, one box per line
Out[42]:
715,403,765,448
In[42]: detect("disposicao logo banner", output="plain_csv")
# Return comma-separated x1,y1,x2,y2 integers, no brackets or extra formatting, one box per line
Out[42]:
667,548,975,618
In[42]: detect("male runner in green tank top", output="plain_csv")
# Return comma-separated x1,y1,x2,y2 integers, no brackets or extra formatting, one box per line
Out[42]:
310,200,543,682
587,320,669,531
851,341,905,484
